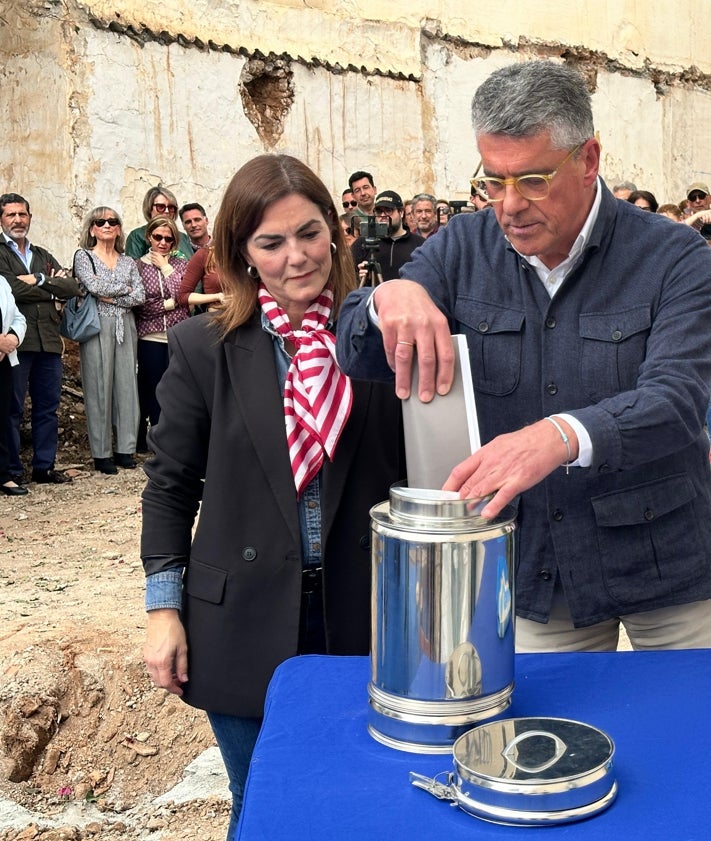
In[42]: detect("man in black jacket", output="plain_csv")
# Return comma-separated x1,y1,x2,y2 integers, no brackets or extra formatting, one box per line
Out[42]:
0,193,78,484
350,190,425,285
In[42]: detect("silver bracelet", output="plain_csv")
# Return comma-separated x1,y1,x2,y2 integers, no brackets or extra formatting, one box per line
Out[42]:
544,416,572,475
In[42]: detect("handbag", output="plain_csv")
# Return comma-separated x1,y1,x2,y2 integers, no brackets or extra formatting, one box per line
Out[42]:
59,250,101,342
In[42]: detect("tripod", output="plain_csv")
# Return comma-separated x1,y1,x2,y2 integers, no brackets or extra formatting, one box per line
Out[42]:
359,241,384,288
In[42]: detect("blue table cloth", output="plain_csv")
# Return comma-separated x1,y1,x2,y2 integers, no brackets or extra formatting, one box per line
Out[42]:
237,651,710,840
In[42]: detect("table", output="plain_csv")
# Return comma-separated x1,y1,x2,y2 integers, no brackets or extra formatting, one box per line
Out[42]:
237,651,710,840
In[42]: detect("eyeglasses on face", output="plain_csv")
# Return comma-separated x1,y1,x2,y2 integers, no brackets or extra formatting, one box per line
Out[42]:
93,218,120,227
689,192,708,202
151,233,175,244
153,202,178,214
472,143,585,202
342,200,358,209
374,206,397,216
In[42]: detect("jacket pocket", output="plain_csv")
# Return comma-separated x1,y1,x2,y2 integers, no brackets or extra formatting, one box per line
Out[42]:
591,474,704,603
184,558,227,605
455,299,525,396
579,306,650,402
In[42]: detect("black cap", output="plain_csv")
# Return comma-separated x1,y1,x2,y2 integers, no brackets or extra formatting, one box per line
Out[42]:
373,190,403,210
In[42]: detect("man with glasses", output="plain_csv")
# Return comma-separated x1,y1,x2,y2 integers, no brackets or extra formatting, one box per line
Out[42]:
0,193,79,485
337,61,711,653
125,186,193,259
341,189,358,212
683,182,711,240
350,190,424,284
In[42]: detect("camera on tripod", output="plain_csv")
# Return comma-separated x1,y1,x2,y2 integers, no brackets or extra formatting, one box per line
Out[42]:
359,215,388,243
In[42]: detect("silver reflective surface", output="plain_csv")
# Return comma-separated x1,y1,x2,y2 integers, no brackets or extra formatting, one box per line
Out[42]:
368,488,516,751
409,717,617,824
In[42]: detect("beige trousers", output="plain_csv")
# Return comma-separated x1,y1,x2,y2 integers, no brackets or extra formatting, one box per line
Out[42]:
515,584,711,653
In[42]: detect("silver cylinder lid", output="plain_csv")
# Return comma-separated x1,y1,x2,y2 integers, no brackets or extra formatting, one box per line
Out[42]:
382,485,514,532
411,716,617,826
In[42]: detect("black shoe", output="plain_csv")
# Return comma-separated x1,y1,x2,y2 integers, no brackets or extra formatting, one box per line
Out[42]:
94,458,118,475
1,482,29,496
31,468,72,484
113,453,137,469
9,473,25,485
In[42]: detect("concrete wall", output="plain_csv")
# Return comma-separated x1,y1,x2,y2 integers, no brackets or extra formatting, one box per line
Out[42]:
1,0,709,260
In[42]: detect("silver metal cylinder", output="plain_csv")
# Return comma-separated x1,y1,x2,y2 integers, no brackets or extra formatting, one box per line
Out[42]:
368,487,516,753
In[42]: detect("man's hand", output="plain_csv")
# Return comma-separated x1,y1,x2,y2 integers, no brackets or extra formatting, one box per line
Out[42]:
442,417,579,519
17,273,36,285
143,608,189,696
0,333,19,356
372,279,454,401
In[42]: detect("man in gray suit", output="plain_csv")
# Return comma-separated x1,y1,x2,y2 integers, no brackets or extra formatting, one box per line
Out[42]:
337,61,711,652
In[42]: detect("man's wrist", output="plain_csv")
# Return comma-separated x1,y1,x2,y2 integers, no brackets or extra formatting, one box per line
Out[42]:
33,272,45,286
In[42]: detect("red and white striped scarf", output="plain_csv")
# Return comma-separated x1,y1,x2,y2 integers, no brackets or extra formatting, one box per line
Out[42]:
258,284,353,497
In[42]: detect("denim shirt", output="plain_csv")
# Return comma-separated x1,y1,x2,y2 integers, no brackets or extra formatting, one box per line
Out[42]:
144,313,323,611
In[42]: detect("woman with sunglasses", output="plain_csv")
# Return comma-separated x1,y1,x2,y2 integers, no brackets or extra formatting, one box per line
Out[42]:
125,185,193,259
74,208,145,474
134,216,190,450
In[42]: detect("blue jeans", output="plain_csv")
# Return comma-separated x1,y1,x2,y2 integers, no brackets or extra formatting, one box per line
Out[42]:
8,350,63,473
207,712,262,841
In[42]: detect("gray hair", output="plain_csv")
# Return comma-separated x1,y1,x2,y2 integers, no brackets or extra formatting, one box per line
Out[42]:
471,61,594,149
412,193,436,207
613,181,637,193
79,206,126,252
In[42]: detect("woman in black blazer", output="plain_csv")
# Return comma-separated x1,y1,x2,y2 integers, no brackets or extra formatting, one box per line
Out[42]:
141,154,404,839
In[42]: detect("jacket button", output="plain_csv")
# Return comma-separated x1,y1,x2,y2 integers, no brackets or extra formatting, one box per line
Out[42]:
359,534,370,550
477,321,489,333
552,509,563,521
611,330,623,341
643,509,654,521
242,546,257,562
599,463,611,473
546,382,558,395
538,569,552,580
545,316,556,329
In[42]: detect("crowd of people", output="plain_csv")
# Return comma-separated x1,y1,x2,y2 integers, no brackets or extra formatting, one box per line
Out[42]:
4,58,711,841
0,191,221,491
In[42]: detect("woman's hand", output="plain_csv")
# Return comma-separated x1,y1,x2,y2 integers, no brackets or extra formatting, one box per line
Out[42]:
143,608,189,695
149,250,169,269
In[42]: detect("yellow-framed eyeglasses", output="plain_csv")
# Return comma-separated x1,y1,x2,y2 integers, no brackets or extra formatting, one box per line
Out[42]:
470,143,584,202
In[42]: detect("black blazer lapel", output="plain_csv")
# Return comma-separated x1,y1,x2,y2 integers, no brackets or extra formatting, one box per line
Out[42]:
223,319,302,549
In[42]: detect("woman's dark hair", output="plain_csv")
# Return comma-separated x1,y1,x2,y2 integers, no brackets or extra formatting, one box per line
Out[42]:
627,190,658,213
213,154,355,335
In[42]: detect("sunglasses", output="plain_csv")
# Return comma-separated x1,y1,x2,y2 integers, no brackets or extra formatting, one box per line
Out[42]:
688,192,708,202
151,234,175,244
342,200,358,209
93,218,120,227
153,202,178,213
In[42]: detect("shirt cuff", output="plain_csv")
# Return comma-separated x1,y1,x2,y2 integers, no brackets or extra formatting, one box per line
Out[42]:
145,569,183,611
366,288,380,326
555,413,592,468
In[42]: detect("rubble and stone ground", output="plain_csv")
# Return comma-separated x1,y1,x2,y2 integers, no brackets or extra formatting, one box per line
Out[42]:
0,347,228,840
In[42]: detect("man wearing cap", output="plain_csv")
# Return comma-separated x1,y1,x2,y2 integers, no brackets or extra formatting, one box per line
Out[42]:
350,190,425,285
684,183,711,240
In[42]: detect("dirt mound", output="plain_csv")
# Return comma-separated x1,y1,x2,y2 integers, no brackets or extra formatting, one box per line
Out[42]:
0,349,225,840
